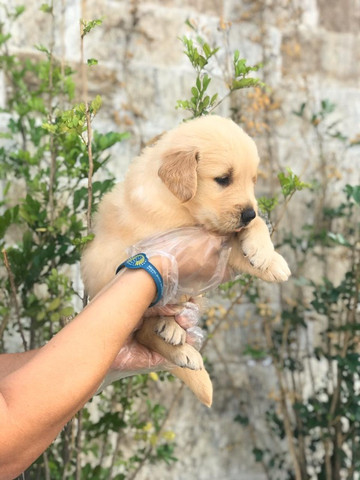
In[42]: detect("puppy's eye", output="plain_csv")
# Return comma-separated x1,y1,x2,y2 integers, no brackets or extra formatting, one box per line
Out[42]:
214,175,231,187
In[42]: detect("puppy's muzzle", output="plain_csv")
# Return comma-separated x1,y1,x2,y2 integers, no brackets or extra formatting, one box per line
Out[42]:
241,207,256,226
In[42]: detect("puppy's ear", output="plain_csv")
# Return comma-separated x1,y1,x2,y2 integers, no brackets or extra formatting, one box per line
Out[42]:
158,148,198,203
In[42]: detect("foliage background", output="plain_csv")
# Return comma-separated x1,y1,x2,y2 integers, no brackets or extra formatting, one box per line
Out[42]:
1,1,360,479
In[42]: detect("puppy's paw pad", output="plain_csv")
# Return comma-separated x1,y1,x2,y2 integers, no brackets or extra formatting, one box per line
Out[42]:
154,318,186,346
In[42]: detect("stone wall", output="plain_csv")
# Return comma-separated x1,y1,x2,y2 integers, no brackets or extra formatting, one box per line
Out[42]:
2,0,360,479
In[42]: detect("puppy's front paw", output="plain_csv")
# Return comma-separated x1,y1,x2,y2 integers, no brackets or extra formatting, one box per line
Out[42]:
169,344,204,370
241,234,274,271
262,251,291,282
154,318,186,346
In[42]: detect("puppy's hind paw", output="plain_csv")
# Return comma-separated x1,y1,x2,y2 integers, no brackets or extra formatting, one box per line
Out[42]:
154,318,186,346
169,344,204,370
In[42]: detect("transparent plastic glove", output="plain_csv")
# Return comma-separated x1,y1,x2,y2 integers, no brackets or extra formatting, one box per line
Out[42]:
97,338,168,391
186,326,205,351
126,226,232,305
97,302,204,391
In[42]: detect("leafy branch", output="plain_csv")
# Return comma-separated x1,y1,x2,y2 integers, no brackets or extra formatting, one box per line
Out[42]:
176,22,264,118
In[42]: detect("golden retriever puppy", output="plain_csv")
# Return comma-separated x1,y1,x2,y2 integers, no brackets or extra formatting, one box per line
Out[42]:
81,115,290,406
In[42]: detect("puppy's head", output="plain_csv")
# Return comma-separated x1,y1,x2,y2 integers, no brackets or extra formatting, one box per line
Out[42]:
158,115,259,234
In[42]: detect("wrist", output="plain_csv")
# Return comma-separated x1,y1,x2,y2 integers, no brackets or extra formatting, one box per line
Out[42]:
147,255,167,276
116,254,164,307
148,254,178,306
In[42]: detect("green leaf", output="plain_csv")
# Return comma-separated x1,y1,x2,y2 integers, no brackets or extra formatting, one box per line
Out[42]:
202,74,211,90
0,206,19,238
197,55,208,68
191,87,198,98
231,77,262,90
14,5,26,18
278,168,311,198
81,18,103,37
0,33,11,46
234,58,247,76
60,306,74,317
253,448,264,463
42,122,57,134
72,233,95,247
87,58,98,66
327,232,351,247
35,44,50,55
202,96,210,108
93,131,130,151
293,102,306,118
210,93,218,105
185,18,197,31
90,94,102,115
50,312,60,322
258,195,278,214
203,43,212,59
243,345,267,360
40,3,52,14
320,99,336,115
234,414,249,426
345,184,360,205
48,297,61,312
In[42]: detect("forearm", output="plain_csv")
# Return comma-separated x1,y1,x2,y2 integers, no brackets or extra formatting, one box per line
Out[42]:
0,350,39,380
0,266,157,480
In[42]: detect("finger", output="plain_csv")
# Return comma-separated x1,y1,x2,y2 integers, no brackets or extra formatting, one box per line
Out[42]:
186,326,205,351
175,302,201,329
110,342,169,371
144,304,183,318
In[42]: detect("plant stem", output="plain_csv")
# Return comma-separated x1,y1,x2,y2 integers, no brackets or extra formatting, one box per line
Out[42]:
2,248,27,351
47,0,56,229
80,0,93,236
75,411,83,480
85,105,93,234
263,318,302,480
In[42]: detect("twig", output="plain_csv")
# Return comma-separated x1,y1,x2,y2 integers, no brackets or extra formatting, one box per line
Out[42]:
85,105,94,234
263,317,302,480
43,450,51,480
75,410,83,480
0,311,10,344
80,0,88,107
61,420,75,480
80,0,93,235
211,339,272,480
271,192,295,234
73,3,89,475
202,278,253,351
2,248,27,351
127,379,185,480
108,381,132,476
79,0,94,309
47,0,56,229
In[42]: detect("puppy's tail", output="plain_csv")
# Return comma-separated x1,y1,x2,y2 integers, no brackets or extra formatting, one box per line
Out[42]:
171,366,213,408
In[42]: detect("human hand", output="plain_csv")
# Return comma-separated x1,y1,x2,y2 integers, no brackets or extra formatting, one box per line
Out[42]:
145,301,205,350
126,226,232,305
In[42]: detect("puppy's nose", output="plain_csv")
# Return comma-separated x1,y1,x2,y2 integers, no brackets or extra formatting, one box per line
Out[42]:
241,208,256,225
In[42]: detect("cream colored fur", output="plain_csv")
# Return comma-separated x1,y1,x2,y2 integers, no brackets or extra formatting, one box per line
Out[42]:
81,115,290,407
